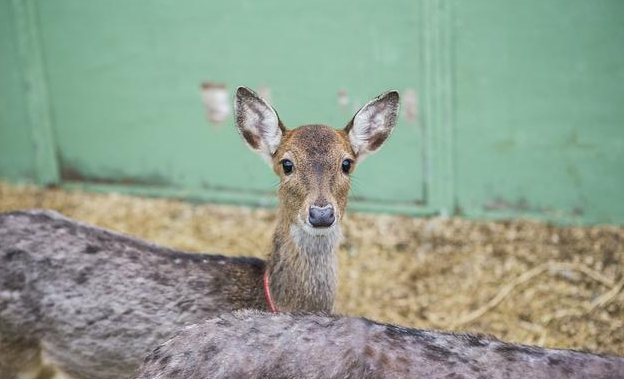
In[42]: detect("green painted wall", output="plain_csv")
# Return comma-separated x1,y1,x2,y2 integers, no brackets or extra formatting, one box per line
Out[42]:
1,0,623,224
454,0,624,224
36,0,429,209
0,0,36,181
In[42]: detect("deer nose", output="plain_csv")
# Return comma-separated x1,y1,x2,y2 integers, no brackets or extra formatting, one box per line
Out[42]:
308,205,335,228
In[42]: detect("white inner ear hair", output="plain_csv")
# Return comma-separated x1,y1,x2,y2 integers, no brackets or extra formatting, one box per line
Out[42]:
239,99,282,165
348,101,393,157
259,109,282,154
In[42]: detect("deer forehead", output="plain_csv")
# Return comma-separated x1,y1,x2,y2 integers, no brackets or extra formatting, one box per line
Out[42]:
278,125,353,162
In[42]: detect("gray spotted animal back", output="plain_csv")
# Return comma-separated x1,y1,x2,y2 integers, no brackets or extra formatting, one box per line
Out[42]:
0,210,267,379
136,310,624,379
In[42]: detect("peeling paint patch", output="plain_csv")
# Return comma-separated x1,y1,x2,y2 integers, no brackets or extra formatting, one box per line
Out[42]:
337,89,349,112
257,85,272,105
200,82,231,124
351,99,362,115
402,88,418,123
484,197,532,212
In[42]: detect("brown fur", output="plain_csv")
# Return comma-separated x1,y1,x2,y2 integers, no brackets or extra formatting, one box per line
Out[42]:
235,87,400,312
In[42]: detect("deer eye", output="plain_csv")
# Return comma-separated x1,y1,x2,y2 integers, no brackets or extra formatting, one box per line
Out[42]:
341,159,353,174
280,159,294,175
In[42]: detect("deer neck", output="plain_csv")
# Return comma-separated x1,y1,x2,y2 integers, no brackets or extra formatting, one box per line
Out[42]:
265,216,341,313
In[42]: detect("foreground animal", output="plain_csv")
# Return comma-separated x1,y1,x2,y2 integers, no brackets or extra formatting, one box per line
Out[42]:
136,310,624,379
0,87,400,379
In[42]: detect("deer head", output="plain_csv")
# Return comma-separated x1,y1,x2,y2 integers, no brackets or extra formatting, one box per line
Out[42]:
235,87,399,234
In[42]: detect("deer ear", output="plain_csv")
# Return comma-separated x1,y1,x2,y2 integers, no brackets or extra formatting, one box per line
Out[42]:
344,91,399,160
235,86,285,164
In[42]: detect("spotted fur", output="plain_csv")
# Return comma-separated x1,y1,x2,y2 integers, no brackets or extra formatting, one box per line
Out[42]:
136,310,624,379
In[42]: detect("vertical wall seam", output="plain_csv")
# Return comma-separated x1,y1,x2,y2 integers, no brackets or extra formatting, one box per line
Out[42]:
422,0,436,210
448,0,458,215
422,0,455,215
419,0,431,207
11,0,59,185
443,0,456,215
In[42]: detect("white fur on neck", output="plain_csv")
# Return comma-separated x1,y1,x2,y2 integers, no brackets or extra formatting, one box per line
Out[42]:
290,217,342,255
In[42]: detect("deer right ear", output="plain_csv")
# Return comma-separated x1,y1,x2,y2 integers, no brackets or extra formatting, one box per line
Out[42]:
344,91,399,161
235,87,285,165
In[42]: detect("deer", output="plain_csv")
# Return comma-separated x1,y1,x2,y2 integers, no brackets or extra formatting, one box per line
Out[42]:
0,87,400,379
135,310,624,379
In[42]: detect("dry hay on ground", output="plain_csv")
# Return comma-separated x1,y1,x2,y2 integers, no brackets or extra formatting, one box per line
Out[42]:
1,181,623,356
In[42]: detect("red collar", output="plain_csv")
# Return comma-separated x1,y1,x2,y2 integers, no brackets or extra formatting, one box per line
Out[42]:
263,270,279,313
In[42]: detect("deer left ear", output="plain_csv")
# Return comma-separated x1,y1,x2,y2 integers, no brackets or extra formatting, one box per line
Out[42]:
344,91,400,160
235,86,286,165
